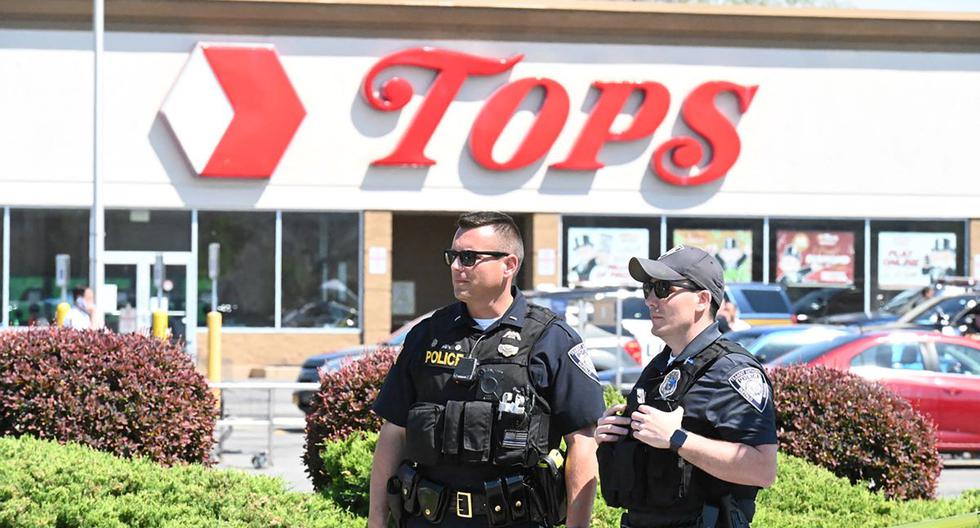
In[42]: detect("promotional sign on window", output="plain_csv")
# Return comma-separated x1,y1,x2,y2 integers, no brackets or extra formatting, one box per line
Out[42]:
878,232,957,290
672,229,752,283
567,227,649,287
775,230,855,287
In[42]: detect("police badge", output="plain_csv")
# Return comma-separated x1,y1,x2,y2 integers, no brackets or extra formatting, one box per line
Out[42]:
659,369,681,399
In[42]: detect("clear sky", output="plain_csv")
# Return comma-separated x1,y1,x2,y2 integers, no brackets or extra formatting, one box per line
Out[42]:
842,0,980,11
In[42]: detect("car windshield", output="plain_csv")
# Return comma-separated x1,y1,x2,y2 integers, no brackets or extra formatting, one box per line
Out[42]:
740,289,791,314
725,328,771,349
899,295,979,325
880,287,923,315
754,329,851,363
769,333,864,366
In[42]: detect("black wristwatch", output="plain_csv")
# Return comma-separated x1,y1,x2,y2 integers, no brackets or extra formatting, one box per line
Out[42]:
669,428,688,453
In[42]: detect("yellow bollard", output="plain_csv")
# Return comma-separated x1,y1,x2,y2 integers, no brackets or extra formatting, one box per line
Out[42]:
55,302,71,327
208,311,222,406
151,310,168,339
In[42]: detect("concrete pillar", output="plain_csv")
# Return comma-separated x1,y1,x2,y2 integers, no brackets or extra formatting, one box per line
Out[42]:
363,211,393,344
531,213,561,290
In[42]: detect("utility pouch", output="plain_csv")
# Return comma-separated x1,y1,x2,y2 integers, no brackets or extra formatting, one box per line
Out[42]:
416,479,448,524
394,463,420,515
406,403,445,466
484,478,509,527
461,401,493,463
503,475,529,523
596,442,621,507
533,449,567,526
385,476,404,525
719,495,749,528
442,401,464,459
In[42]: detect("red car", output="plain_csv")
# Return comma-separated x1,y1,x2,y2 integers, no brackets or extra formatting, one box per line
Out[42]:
769,330,980,453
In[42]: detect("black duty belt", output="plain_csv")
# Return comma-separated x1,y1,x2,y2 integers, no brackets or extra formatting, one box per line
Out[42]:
416,475,536,526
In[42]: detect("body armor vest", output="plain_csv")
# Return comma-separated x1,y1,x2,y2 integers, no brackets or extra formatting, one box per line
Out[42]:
404,304,559,488
597,339,771,526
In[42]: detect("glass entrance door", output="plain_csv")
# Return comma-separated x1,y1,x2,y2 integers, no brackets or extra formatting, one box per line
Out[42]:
103,251,196,352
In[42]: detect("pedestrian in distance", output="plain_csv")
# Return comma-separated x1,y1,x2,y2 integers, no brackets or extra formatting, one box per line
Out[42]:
595,246,777,528
369,211,605,528
63,286,95,329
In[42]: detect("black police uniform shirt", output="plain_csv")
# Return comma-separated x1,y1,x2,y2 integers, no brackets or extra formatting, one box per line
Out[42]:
638,322,776,521
648,321,776,448
372,288,606,526
374,287,605,442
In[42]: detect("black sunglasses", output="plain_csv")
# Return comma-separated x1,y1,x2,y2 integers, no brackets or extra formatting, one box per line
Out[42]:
642,280,701,300
443,249,510,267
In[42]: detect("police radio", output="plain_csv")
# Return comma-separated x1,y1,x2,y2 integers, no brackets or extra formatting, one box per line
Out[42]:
452,356,479,385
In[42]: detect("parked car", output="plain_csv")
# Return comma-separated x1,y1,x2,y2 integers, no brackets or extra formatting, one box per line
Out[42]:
725,282,795,326
882,293,980,333
792,287,863,323
815,276,978,327
293,311,431,413
726,324,855,364
769,330,980,452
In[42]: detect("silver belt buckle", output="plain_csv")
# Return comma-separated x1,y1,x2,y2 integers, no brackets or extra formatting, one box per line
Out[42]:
456,491,473,518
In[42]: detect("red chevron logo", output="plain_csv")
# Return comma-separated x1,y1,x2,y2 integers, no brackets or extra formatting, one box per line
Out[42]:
161,43,306,179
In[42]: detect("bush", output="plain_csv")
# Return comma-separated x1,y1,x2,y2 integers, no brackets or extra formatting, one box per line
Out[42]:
311,433,980,527
317,431,378,517
0,328,217,465
304,346,396,491
771,365,943,500
0,435,359,527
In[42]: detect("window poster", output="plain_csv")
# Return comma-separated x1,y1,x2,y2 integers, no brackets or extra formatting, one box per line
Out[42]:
878,232,957,290
673,229,752,283
567,227,649,287
776,230,855,287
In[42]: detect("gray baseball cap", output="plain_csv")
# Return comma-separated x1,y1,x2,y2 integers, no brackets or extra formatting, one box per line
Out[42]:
628,246,725,308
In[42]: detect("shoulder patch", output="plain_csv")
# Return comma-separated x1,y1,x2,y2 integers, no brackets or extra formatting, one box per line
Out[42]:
567,343,599,384
728,367,769,413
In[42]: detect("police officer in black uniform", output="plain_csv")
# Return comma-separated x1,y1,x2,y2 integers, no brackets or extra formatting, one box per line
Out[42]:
595,246,777,528
369,211,606,528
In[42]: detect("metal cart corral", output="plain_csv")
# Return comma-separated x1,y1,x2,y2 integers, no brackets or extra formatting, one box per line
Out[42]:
211,381,320,469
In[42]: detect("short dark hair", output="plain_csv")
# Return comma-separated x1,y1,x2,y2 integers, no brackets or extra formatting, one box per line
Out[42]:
456,211,525,265
72,286,88,300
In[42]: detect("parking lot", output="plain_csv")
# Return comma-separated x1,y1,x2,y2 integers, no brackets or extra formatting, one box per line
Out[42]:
215,388,979,497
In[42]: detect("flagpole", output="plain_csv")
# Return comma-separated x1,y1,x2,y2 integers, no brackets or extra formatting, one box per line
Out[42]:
91,0,105,325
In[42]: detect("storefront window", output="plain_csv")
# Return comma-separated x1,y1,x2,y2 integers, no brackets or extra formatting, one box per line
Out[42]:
106,209,191,251
281,212,360,328
667,217,764,284
8,209,89,326
871,220,966,310
198,211,275,327
562,216,660,288
768,219,865,321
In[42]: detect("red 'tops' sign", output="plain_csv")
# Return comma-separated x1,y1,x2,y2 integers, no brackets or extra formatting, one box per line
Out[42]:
362,47,758,186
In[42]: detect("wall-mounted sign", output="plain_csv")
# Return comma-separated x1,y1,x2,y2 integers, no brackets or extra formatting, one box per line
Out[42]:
567,227,649,287
878,232,957,290
161,43,306,179
363,47,757,186
776,230,855,287
673,229,753,283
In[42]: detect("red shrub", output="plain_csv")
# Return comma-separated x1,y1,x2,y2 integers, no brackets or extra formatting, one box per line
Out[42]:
771,365,942,500
0,328,217,465
303,347,396,491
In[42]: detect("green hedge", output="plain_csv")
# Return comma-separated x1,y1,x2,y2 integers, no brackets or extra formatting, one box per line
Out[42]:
3,433,977,528
0,435,358,527
317,432,979,528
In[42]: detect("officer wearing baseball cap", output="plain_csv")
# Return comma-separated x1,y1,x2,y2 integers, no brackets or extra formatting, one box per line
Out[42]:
594,246,777,528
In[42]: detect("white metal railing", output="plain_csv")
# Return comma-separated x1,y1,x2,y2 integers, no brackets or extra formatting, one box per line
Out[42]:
210,381,320,468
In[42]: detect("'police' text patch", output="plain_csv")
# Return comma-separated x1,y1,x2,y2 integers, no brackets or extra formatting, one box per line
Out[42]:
424,350,463,368
728,367,769,413
568,343,599,384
